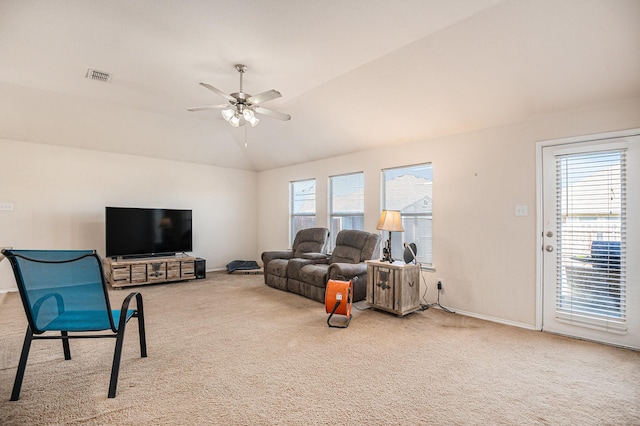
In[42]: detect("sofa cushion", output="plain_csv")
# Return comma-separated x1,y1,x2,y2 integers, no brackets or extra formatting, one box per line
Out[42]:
266,259,289,278
330,245,361,264
299,264,330,288
286,258,314,281
329,229,380,264
291,228,330,258
294,241,324,258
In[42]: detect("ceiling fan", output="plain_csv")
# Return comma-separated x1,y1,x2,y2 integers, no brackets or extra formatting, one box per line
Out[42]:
188,64,291,127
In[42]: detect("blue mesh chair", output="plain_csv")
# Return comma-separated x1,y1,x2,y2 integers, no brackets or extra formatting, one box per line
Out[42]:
2,249,147,400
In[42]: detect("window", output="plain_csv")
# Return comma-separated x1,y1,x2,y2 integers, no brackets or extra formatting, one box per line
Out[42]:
555,149,626,331
329,172,364,249
381,163,432,266
290,179,316,244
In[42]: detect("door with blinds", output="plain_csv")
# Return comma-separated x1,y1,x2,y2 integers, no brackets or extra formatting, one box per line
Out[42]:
541,130,639,349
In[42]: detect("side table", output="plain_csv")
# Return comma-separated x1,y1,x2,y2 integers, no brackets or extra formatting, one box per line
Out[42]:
366,260,421,316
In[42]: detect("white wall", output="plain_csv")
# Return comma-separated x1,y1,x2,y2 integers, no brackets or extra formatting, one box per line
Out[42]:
0,138,257,292
3,97,638,326
257,98,640,328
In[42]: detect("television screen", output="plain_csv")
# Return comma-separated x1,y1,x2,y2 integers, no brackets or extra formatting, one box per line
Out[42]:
106,207,193,258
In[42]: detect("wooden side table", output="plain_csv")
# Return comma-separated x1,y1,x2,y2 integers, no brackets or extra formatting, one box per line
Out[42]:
366,260,421,316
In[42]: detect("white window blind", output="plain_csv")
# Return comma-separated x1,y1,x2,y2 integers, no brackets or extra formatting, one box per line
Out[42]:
290,179,316,244
329,172,364,250
555,150,627,333
381,163,433,266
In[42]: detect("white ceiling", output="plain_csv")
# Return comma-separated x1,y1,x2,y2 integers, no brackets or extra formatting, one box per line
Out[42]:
1,0,639,171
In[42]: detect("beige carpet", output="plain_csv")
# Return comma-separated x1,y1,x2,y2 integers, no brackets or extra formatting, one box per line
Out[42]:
1,272,638,425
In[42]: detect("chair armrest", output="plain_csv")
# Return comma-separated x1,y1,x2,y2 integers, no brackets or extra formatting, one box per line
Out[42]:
327,262,367,281
261,251,294,278
301,252,330,262
261,250,293,267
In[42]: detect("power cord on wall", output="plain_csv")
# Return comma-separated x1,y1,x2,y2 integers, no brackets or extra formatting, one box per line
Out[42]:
403,244,454,314
429,281,455,314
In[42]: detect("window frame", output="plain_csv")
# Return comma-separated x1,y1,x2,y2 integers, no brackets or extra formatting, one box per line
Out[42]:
290,178,317,245
381,163,433,268
329,171,365,250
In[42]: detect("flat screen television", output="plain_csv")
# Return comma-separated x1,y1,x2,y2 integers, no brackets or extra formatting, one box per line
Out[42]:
105,207,193,258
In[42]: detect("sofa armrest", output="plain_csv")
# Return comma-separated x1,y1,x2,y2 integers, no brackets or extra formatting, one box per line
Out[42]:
261,251,294,277
328,262,370,302
327,262,367,281
262,250,293,264
301,252,330,262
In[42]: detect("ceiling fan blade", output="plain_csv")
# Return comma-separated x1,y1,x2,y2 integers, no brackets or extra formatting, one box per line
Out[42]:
199,82,236,103
247,89,282,105
187,104,229,112
254,106,291,121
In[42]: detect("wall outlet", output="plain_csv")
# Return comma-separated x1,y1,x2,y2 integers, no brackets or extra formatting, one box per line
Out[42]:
437,280,443,290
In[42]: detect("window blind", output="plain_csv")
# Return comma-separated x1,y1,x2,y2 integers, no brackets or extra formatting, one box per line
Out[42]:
555,150,627,333
329,172,364,250
290,179,316,243
381,163,433,266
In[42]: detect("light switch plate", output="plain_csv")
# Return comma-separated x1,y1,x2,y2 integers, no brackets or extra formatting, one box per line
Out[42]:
0,202,14,212
515,205,528,217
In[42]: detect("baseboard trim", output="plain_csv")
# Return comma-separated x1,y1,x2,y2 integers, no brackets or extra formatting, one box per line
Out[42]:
441,307,538,331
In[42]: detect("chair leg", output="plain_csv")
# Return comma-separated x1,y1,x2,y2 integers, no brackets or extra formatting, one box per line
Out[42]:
61,331,71,360
135,293,147,358
11,327,34,401
108,328,126,398
108,292,147,397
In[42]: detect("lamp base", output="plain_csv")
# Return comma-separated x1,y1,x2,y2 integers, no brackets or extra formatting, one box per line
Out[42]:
380,238,394,263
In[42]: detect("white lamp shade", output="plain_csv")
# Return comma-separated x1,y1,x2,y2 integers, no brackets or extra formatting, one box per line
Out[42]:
376,210,404,232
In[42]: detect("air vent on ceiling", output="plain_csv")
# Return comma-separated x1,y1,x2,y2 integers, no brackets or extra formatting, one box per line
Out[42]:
86,68,112,83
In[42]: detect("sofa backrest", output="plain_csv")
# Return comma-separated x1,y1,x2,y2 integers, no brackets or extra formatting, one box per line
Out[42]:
292,227,330,258
330,230,381,264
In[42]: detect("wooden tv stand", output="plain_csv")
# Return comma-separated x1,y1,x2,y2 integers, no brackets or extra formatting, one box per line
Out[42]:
103,256,196,288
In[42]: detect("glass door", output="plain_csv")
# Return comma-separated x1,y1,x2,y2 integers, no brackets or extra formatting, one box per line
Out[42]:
541,131,639,349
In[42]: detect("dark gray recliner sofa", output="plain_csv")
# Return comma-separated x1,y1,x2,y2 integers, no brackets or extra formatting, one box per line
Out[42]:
270,229,381,303
262,227,330,291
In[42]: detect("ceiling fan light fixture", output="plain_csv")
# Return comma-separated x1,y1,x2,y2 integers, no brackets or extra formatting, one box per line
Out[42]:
189,64,290,129
243,109,255,121
248,116,260,127
229,114,241,127
221,108,235,122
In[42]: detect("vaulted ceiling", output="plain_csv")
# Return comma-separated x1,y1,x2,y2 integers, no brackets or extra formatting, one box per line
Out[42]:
1,0,639,171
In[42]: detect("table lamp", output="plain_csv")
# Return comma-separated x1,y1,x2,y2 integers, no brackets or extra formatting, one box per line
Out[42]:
376,210,404,263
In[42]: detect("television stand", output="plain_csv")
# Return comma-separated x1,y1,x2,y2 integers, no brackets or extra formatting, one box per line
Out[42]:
103,255,197,288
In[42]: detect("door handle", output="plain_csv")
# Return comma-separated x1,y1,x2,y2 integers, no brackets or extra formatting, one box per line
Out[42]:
545,245,554,252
